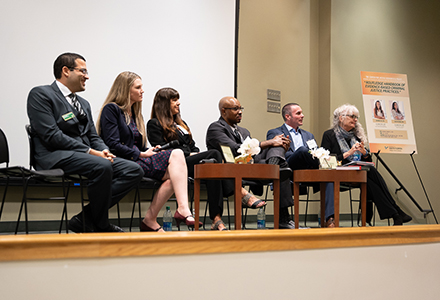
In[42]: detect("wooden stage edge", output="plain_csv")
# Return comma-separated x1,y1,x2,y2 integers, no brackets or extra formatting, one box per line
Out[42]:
1,224,440,262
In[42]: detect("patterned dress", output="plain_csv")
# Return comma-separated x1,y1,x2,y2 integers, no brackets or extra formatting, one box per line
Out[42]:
129,118,171,180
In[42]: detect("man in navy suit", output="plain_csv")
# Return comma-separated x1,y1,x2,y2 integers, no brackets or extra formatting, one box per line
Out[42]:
27,53,143,232
267,103,335,227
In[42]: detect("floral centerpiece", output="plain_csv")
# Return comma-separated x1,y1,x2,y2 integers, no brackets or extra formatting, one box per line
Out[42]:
309,147,333,169
235,137,260,164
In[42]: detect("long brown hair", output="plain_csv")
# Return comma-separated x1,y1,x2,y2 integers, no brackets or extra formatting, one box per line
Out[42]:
151,87,191,142
96,71,147,147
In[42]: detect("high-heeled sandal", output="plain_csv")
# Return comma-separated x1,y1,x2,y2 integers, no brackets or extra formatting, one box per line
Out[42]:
140,221,163,232
174,211,203,231
241,193,266,209
211,219,228,231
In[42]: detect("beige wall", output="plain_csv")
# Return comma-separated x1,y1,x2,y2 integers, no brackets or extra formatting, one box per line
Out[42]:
329,0,440,223
238,0,440,223
238,0,313,141
1,0,438,224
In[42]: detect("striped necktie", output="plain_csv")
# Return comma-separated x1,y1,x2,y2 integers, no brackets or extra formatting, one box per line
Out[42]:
69,93,85,117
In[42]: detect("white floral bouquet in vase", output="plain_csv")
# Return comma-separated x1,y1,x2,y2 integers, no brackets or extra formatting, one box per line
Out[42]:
235,137,260,164
309,147,334,169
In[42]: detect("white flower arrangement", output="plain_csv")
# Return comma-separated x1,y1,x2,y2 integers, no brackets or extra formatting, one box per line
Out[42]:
309,147,330,161
237,137,261,156
235,137,261,164
309,147,333,169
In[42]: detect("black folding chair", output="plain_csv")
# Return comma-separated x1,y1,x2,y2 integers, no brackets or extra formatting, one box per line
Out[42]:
0,126,69,234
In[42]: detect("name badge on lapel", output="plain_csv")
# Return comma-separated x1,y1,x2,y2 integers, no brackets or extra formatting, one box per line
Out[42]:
62,112,75,121
306,139,317,149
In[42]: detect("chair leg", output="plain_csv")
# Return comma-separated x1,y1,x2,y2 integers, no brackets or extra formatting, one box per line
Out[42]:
203,201,208,230
116,202,121,227
16,176,31,234
373,205,376,225
79,176,87,233
189,185,194,212
0,176,9,221
304,186,310,227
129,186,139,232
59,178,69,234
15,200,24,234
226,197,231,230
116,203,122,227
242,207,248,230
139,187,146,229
349,185,355,227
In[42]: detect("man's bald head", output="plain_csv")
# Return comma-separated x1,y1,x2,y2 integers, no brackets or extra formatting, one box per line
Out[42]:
218,96,236,111
218,96,243,126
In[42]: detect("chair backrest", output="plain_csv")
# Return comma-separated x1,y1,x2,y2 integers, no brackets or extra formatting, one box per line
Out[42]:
25,125,37,170
0,128,10,166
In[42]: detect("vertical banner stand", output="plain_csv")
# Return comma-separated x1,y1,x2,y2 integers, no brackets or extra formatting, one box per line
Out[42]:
374,151,437,224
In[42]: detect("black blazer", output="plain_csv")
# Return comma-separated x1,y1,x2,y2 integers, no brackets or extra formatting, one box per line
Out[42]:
100,103,146,161
147,118,199,157
321,129,372,165
27,81,107,170
206,117,251,157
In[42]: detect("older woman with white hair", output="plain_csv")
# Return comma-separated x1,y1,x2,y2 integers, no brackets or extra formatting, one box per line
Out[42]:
321,104,412,226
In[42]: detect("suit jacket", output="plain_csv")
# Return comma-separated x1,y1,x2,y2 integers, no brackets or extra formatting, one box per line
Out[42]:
100,103,145,161
267,124,316,161
206,117,251,157
147,118,199,157
27,81,107,170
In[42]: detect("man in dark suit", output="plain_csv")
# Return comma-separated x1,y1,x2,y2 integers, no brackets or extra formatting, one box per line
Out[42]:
206,96,302,229
27,53,143,232
267,103,335,227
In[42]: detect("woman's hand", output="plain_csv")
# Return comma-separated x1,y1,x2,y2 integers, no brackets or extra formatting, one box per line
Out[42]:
140,146,160,158
356,142,367,156
343,142,367,159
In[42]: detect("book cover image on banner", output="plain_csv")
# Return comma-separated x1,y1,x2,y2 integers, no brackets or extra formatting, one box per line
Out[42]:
360,71,417,154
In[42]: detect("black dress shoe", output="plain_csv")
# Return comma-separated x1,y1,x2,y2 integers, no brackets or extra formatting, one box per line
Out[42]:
279,219,296,229
68,215,94,233
397,207,412,223
96,223,125,233
392,214,403,226
402,214,412,223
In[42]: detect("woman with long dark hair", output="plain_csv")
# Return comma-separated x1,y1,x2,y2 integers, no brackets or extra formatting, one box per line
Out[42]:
147,88,266,231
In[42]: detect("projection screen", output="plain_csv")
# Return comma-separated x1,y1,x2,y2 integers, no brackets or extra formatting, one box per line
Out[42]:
0,0,237,167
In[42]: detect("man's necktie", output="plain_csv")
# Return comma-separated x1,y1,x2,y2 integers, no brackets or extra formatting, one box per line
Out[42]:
234,128,242,143
69,93,85,117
